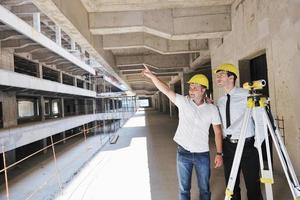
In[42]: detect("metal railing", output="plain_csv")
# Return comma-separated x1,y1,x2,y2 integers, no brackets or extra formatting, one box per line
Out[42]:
0,121,121,200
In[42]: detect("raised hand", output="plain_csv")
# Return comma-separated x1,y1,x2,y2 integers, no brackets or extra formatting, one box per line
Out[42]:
142,65,155,79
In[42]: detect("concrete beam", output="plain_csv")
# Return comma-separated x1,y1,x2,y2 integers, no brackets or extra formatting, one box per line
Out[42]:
56,63,73,67
190,51,211,69
46,60,69,66
1,38,35,48
81,0,234,12
11,4,40,14
0,5,95,75
103,33,208,54
116,54,190,69
0,69,96,97
14,44,45,53
1,0,32,7
128,79,160,84
0,30,24,41
0,112,132,153
118,65,183,73
122,70,178,76
89,6,231,40
31,52,57,61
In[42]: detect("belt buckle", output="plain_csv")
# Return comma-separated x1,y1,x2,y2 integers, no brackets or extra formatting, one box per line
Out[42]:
230,138,239,143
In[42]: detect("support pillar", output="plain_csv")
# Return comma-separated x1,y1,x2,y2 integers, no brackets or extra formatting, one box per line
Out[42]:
60,98,65,118
84,99,88,115
169,84,175,117
33,12,41,32
71,38,76,51
39,96,45,121
59,71,63,83
38,63,43,78
162,95,167,113
74,99,79,115
62,131,66,144
180,72,189,96
42,138,47,153
55,25,61,46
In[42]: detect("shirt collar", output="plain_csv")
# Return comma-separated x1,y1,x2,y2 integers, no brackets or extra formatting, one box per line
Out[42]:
187,96,206,107
226,87,237,96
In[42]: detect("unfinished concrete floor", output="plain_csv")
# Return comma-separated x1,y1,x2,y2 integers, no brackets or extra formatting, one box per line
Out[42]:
57,108,293,200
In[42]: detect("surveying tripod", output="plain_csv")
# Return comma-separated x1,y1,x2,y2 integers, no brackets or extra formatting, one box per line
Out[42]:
224,80,300,200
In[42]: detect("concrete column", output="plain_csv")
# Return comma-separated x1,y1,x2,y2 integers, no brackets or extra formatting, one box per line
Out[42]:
180,72,189,96
38,63,43,78
112,98,115,113
74,99,79,115
103,98,107,113
39,96,45,121
156,93,160,111
92,99,96,114
62,131,66,144
84,99,88,114
60,98,65,118
59,71,63,83
162,95,167,113
1,92,17,128
55,25,62,46
103,120,106,135
169,84,175,117
74,78,77,87
33,12,41,32
42,138,47,154
71,38,76,50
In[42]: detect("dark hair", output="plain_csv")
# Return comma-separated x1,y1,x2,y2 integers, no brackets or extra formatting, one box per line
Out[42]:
227,71,237,84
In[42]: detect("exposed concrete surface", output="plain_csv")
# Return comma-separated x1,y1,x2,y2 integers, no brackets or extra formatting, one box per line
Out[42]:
89,8,231,40
81,0,235,12
210,0,300,173
0,112,134,153
0,4,95,75
0,69,96,98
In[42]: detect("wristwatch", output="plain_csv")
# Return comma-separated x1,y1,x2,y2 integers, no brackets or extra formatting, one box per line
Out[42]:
216,152,223,156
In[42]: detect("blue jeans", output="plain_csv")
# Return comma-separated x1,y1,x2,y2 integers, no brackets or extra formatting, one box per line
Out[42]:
177,146,211,200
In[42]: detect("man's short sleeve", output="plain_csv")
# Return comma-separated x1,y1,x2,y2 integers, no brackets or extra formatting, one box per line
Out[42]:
175,93,185,108
211,105,221,125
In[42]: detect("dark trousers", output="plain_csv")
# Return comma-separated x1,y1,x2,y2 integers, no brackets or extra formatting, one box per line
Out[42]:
223,138,263,200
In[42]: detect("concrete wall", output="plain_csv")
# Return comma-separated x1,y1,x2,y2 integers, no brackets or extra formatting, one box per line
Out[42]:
0,92,17,128
0,47,18,128
211,0,300,172
0,47,14,71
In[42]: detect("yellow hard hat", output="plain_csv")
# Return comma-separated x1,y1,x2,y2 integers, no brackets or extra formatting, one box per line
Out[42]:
187,74,209,89
214,63,239,77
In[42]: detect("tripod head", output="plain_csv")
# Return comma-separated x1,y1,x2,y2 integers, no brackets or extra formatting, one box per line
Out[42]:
243,80,268,108
243,80,266,92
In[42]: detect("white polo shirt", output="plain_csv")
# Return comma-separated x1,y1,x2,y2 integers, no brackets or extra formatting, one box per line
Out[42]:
173,94,221,153
217,87,255,139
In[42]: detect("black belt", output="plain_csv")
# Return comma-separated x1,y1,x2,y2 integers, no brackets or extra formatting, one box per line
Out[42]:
224,136,254,144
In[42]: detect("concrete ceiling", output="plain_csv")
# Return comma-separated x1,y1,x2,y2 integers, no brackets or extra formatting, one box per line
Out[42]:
80,0,234,96
81,0,235,12
2,0,235,96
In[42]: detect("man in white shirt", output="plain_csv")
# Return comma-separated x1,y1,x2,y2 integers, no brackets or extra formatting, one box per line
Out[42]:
142,66,223,200
214,63,263,200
